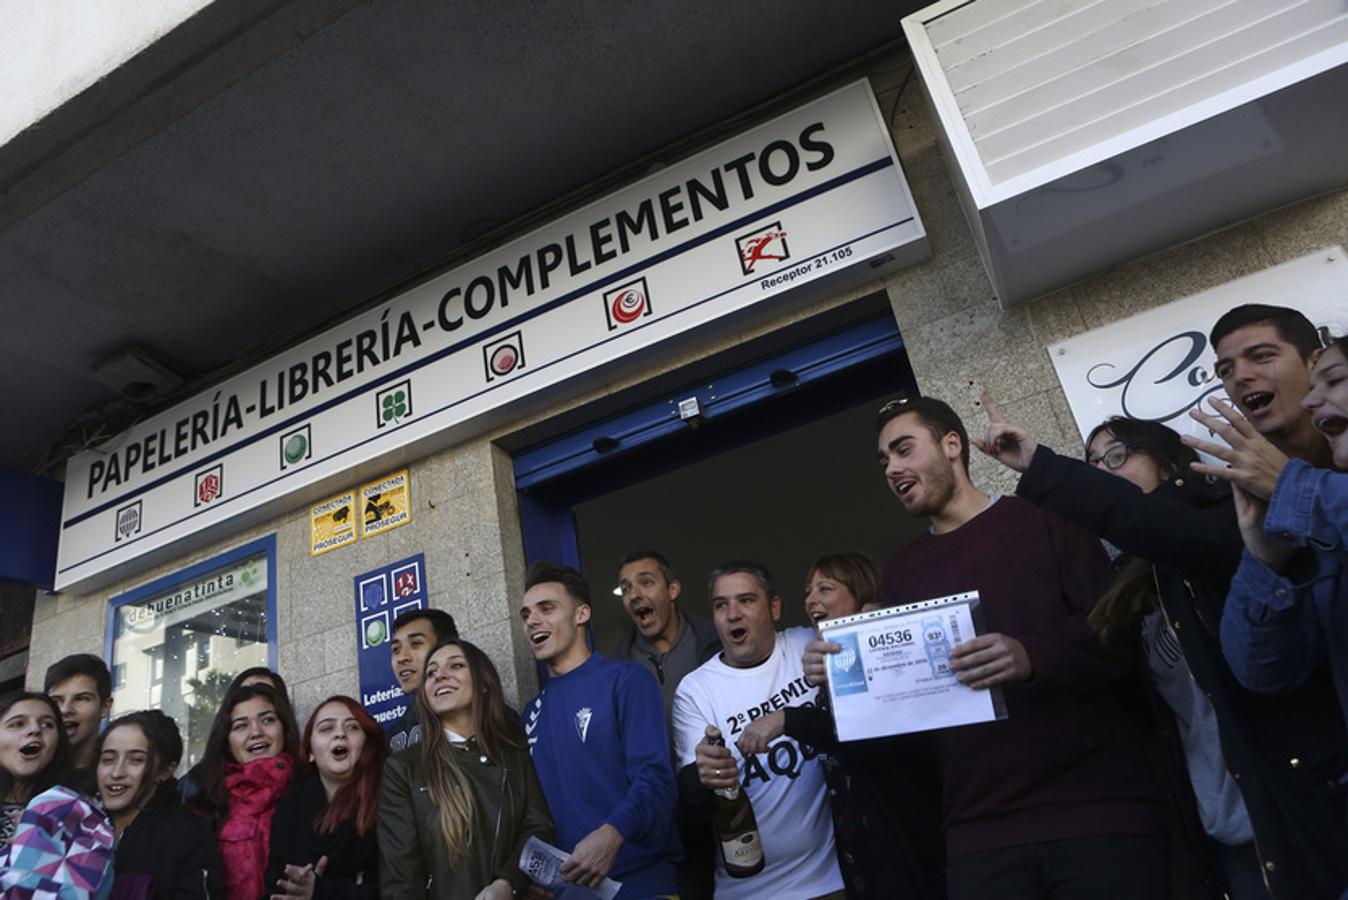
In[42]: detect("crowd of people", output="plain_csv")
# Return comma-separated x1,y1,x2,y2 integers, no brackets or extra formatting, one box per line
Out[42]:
2,302,1348,899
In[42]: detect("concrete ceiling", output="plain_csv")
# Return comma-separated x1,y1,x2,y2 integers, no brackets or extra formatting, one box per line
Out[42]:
0,0,922,477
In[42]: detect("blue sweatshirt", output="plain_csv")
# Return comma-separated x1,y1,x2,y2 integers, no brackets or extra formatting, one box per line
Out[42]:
1222,458,1348,733
524,652,678,897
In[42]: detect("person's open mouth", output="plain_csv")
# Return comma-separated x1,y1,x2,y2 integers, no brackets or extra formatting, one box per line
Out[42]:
397,668,416,684
631,605,655,628
1241,391,1275,415
63,721,78,737
528,630,551,648
102,782,129,799
329,744,350,761
893,478,917,497
727,625,749,644
1314,414,1348,438
246,739,272,755
18,740,44,761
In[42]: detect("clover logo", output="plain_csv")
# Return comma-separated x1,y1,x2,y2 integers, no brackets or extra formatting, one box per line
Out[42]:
382,391,406,422
375,381,413,429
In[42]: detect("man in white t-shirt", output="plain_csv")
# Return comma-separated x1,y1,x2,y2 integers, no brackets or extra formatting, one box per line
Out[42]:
672,560,844,900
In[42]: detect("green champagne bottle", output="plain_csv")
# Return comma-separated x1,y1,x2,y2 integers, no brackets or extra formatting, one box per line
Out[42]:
708,731,765,877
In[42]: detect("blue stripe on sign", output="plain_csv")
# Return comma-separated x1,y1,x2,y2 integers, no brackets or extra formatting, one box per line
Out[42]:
62,156,899,534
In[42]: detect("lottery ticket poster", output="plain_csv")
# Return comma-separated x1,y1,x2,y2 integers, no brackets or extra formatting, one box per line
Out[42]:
820,592,1007,741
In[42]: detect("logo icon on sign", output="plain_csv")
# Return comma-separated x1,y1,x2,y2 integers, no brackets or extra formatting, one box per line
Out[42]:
359,575,388,612
114,501,143,542
361,611,390,649
194,465,224,507
376,381,413,429
393,562,420,598
602,278,652,330
279,424,312,470
735,221,790,275
483,331,526,382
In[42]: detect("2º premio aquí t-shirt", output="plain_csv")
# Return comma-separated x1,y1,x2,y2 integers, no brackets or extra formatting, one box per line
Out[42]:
672,627,843,900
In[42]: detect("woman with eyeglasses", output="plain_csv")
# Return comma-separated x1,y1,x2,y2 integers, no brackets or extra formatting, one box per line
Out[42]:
975,400,1348,899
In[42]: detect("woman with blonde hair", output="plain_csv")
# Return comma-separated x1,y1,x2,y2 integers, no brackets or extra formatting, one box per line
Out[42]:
378,639,553,899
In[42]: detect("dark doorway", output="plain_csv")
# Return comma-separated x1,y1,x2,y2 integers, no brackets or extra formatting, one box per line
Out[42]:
512,305,926,653
575,395,928,651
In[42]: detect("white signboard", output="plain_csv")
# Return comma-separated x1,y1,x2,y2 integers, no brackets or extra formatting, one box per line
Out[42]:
1051,247,1348,444
57,79,927,591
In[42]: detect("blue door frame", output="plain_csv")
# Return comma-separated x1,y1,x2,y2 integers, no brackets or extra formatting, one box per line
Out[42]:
512,312,916,570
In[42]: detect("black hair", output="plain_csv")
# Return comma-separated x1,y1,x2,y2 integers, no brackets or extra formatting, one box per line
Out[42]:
0,691,72,805
226,667,299,745
525,561,592,606
1209,304,1322,361
1084,417,1198,482
136,708,185,807
618,550,678,586
43,653,112,703
707,559,777,600
391,607,459,644
136,708,184,772
876,394,972,472
96,712,169,813
188,682,300,831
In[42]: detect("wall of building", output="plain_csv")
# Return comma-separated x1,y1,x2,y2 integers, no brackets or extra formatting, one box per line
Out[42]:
0,0,212,147
26,46,1348,726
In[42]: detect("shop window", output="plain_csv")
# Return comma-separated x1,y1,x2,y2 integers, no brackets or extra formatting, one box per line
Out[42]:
106,536,276,770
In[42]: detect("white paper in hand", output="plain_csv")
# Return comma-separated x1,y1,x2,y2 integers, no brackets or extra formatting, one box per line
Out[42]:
518,835,622,900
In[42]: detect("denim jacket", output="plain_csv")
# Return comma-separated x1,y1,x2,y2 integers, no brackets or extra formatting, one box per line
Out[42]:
1221,458,1348,730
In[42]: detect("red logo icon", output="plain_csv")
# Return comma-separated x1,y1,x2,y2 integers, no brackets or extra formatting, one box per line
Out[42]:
602,277,653,330
491,345,517,374
395,570,419,597
483,331,526,382
194,465,224,507
735,221,790,275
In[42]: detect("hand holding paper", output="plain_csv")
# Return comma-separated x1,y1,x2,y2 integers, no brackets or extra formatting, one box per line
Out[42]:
819,592,1007,742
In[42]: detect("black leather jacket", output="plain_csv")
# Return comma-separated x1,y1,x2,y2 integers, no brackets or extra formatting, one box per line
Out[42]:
378,739,554,899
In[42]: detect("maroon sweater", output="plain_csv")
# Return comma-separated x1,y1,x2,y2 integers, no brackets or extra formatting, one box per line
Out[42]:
881,496,1165,856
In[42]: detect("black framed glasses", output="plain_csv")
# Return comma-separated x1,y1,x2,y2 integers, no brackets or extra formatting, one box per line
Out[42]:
1087,444,1133,470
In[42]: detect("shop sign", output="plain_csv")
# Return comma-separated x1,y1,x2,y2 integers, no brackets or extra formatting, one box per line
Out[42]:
309,490,357,557
353,553,428,728
1050,247,1348,445
55,78,926,591
117,554,266,634
360,469,411,537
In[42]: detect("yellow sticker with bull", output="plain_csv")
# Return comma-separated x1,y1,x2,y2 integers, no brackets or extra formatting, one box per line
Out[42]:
360,468,411,538
310,490,357,556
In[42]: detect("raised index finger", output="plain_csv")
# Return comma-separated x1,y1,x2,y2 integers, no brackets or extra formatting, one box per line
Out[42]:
980,390,1005,425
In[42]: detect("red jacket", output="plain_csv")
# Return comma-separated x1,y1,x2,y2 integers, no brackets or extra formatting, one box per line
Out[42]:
219,753,293,900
